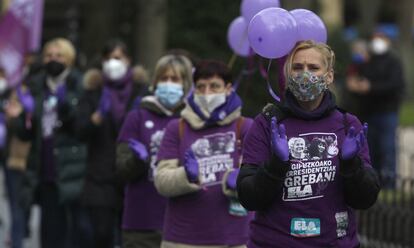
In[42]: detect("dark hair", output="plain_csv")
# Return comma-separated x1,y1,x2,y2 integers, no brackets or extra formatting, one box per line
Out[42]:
101,39,130,59
193,59,232,84
308,138,327,159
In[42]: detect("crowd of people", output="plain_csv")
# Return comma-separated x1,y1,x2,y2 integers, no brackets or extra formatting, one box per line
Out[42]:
0,36,383,248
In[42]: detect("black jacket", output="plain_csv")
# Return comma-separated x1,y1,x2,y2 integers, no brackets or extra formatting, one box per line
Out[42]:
357,52,405,116
76,69,148,208
16,69,86,207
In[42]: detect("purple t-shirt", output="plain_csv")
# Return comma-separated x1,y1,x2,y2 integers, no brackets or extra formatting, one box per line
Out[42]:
157,117,254,246
243,110,371,248
118,108,176,231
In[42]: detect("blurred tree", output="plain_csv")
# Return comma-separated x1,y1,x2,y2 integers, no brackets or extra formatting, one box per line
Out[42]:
0,0,10,14
135,0,167,72
80,0,117,66
396,0,414,98
356,0,381,37
167,0,239,61
319,0,344,30
167,0,273,117
319,0,348,102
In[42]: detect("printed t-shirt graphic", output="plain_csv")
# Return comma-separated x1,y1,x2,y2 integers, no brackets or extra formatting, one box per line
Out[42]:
190,131,236,186
284,132,339,201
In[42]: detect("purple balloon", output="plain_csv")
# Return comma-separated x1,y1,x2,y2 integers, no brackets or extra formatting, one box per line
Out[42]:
290,9,327,43
241,0,281,23
248,8,298,59
227,16,253,57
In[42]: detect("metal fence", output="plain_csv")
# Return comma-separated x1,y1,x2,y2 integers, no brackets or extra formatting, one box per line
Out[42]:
358,176,414,248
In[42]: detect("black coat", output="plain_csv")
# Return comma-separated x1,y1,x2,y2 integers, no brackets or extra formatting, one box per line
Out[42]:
357,52,405,117
16,69,86,208
76,69,148,208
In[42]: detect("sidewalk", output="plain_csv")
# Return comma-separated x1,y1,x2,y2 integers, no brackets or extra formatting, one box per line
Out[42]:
398,127,414,178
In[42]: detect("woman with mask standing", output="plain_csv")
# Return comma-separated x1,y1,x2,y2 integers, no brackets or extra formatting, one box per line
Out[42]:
76,39,148,248
155,60,253,248
14,38,92,248
116,54,193,248
345,33,405,188
237,40,380,248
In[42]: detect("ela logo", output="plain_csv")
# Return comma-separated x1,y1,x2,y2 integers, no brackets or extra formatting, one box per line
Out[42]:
287,185,313,198
290,218,321,237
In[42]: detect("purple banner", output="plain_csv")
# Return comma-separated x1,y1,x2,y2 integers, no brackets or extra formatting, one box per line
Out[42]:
0,0,44,86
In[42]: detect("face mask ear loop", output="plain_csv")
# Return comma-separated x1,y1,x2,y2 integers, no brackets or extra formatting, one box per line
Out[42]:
322,70,331,90
259,59,280,103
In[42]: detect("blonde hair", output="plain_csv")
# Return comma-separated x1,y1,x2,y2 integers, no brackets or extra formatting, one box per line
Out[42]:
152,55,193,95
284,40,335,80
43,38,76,67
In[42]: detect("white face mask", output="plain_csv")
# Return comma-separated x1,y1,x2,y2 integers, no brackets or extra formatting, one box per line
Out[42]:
0,79,8,94
102,58,128,81
194,93,226,114
371,38,389,55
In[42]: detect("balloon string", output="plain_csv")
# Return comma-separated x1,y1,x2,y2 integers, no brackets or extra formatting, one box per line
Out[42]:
228,53,237,69
277,56,287,100
259,59,280,102
233,54,256,91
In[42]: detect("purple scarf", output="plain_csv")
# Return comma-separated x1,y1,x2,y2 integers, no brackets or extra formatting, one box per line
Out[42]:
282,90,337,120
103,69,133,125
187,90,242,127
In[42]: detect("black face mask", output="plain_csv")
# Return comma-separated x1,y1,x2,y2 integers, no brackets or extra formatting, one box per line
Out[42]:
45,61,65,77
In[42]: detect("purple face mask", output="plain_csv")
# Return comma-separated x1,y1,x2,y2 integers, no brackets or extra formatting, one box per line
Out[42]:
287,71,328,102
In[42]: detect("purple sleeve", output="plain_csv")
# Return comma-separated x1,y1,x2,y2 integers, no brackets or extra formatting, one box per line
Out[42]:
117,109,141,143
347,114,372,167
241,114,272,165
156,119,180,160
240,117,253,140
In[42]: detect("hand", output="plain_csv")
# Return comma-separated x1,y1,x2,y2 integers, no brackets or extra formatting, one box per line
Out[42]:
56,84,66,104
341,123,368,160
16,87,35,113
345,76,360,92
184,149,199,183
98,87,111,116
357,79,371,93
271,117,289,161
128,138,149,161
91,111,103,125
4,100,23,119
226,168,239,190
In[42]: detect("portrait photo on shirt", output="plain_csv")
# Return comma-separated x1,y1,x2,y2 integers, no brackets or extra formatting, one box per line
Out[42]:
288,133,339,161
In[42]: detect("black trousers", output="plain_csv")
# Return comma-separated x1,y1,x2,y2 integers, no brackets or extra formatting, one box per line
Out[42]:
88,206,116,248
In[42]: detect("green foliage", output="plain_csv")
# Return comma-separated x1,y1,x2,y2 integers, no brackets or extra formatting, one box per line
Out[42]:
167,0,279,118
400,100,414,126
167,0,241,61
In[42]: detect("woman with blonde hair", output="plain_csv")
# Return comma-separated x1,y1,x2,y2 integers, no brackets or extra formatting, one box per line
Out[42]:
15,37,92,248
116,54,193,248
237,40,380,247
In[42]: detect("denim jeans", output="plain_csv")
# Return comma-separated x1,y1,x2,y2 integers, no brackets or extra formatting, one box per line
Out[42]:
365,112,398,188
4,168,25,248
